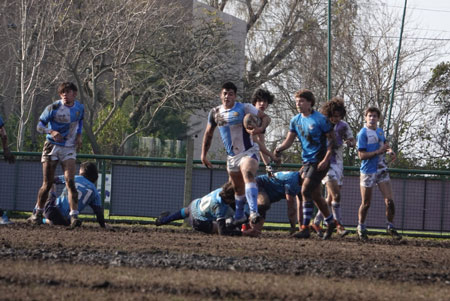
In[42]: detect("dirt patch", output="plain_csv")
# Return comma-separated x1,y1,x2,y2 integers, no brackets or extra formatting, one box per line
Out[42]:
1,221,449,300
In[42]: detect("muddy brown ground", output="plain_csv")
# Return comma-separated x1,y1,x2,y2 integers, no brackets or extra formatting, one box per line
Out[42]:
1,221,449,300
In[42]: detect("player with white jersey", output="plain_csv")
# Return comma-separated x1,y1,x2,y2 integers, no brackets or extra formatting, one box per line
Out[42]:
312,97,355,237
201,82,271,228
155,182,241,236
356,107,401,241
28,82,84,228
42,162,106,228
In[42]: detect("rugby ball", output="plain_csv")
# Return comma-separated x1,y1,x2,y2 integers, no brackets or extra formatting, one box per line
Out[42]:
243,113,262,130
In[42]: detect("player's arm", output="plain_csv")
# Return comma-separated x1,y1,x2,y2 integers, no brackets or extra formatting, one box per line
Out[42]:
201,122,216,169
295,193,303,230
318,130,336,171
252,134,279,164
91,204,106,228
37,121,64,143
285,194,298,234
251,110,270,135
76,119,83,151
0,126,15,163
274,131,296,158
358,144,389,160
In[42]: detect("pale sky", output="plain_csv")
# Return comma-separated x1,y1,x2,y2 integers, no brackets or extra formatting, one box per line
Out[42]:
382,0,450,60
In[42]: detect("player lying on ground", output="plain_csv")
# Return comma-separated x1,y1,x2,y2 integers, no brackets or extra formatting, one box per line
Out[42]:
155,181,241,236
41,162,107,228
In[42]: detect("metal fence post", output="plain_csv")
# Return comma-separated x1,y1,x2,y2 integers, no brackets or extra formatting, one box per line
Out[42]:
183,137,194,226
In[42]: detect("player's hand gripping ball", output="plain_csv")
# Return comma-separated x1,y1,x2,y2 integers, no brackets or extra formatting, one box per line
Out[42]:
243,113,262,131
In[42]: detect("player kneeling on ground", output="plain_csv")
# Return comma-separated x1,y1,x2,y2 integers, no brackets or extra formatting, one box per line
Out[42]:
42,162,107,228
155,182,241,236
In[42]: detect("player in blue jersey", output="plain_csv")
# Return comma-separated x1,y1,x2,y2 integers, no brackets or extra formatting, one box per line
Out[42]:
356,107,402,241
0,115,15,164
155,182,241,236
28,82,84,228
273,89,338,239
242,171,302,237
312,97,355,238
201,82,271,228
42,162,106,228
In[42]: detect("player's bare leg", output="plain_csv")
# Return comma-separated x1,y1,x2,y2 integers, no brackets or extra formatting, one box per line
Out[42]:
62,158,80,227
358,186,372,241
28,160,58,224
240,157,260,223
378,181,402,239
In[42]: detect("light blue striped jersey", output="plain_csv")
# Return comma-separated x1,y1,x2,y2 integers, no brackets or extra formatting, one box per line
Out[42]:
39,100,84,147
208,102,259,156
357,126,388,174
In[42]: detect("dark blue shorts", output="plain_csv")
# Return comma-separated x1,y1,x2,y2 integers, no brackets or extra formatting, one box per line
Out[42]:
44,195,70,226
189,215,214,234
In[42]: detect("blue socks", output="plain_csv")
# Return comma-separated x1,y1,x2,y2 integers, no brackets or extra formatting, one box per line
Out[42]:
160,208,186,224
245,182,258,214
234,195,246,219
303,201,314,226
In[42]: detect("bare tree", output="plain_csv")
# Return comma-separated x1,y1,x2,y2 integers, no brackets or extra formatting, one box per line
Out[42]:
1,0,64,150
38,0,235,154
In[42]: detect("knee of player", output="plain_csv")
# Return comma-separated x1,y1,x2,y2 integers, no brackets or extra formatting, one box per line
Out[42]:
301,189,312,201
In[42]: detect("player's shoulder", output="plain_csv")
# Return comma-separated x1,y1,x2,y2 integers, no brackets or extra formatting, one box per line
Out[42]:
358,126,368,135
50,100,62,111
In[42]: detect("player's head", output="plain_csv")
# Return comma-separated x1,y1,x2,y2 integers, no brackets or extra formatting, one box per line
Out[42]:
57,82,78,94
320,97,346,124
221,82,237,94
364,107,381,129
251,88,274,112
294,89,315,107
220,82,237,109
80,162,98,183
219,181,235,205
365,106,381,118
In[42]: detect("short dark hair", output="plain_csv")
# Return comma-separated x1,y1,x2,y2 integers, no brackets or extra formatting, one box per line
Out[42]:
219,181,235,205
365,107,381,118
57,82,78,95
320,96,346,118
221,82,237,94
80,162,98,183
294,89,315,107
251,88,274,106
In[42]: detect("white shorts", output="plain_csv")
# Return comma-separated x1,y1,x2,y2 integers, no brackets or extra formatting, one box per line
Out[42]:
41,141,77,163
227,144,260,172
360,169,390,188
322,163,344,185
